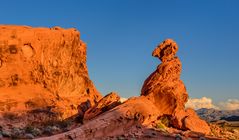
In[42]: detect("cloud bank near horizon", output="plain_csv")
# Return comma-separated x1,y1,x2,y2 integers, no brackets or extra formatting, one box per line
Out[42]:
185,97,219,110
186,97,239,110
121,96,239,110
217,99,239,110
120,97,128,103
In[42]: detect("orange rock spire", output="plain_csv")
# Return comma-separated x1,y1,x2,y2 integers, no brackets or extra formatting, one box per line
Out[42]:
141,39,188,114
141,39,210,134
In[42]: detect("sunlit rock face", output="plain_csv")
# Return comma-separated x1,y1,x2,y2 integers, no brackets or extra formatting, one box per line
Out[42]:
141,39,188,115
0,25,102,125
34,39,213,140
141,39,210,134
83,92,121,122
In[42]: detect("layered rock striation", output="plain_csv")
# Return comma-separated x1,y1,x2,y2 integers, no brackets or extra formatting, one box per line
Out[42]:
141,39,188,115
83,92,121,122
0,25,102,123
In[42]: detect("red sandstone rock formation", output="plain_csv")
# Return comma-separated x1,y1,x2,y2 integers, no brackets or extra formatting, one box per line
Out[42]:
0,25,102,125
0,27,214,139
35,39,217,140
183,109,211,134
141,39,188,114
141,39,210,134
36,97,215,140
37,96,163,140
83,92,121,122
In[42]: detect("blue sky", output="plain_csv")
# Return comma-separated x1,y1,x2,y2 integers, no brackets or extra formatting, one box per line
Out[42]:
1,0,239,103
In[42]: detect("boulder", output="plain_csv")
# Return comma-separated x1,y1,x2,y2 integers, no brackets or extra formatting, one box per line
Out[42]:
77,99,92,123
83,92,121,121
172,108,210,134
183,113,211,135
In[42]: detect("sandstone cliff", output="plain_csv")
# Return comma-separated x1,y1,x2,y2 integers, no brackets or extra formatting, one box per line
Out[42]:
0,25,102,125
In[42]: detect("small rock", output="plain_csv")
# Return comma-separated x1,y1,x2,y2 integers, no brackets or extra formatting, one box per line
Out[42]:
233,129,239,134
83,92,121,121
25,133,35,139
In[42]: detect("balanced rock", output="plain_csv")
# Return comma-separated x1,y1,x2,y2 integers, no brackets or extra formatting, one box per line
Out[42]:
0,25,102,124
141,39,210,134
141,39,188,114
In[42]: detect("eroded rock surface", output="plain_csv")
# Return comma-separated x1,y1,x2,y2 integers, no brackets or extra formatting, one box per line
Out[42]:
83,92,121,122
0,25,102,125
35,39,220,140
37,96,163,140
141,39,188,114
183,110,211,134
141,39,210,134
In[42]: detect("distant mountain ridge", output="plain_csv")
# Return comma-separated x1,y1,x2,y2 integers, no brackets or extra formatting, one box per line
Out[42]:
196,108,239,122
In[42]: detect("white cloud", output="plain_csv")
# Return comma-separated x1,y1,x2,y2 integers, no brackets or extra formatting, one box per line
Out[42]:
218,99,239,110
120,97,128,103
185,97,218,110
186,97,239,110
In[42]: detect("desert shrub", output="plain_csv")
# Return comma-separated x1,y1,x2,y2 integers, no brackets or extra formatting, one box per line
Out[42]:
57,120,72,129
41,119,72,132
159,115,171,127
25,125,35,133
156,121,166,129
24,125,41,135
11,127,23,139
